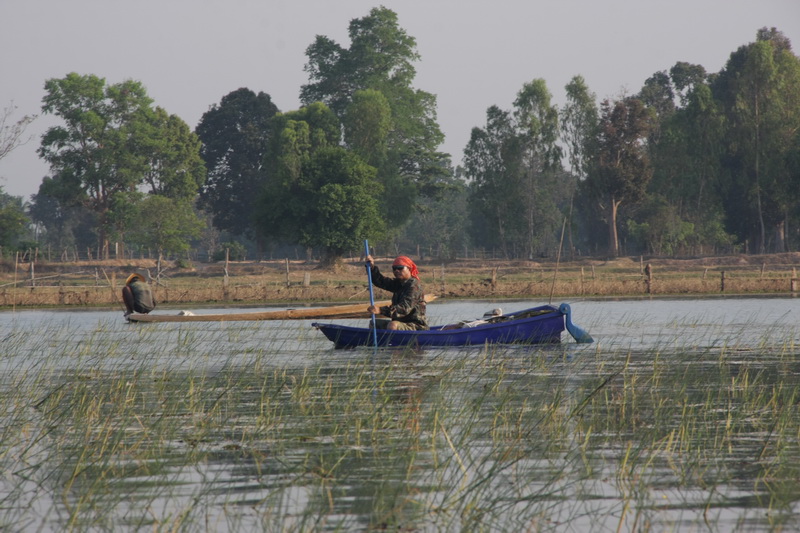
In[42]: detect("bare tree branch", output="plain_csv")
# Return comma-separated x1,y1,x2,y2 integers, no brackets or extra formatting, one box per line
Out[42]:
0,102,37,161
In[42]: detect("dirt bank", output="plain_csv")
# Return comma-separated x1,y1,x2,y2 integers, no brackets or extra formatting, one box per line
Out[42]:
1,253,799,309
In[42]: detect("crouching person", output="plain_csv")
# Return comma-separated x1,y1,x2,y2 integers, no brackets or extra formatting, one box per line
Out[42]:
122,273,156,317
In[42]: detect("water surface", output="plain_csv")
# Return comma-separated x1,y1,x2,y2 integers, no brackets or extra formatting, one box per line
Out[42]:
0,298,797,531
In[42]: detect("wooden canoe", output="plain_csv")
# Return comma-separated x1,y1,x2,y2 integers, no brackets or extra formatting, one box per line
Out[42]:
126,295,437,323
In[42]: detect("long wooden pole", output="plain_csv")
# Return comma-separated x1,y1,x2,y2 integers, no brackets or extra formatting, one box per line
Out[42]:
549,217,567,304
364,240,379,352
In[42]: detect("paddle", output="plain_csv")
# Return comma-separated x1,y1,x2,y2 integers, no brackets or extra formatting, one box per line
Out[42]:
364,240,379,351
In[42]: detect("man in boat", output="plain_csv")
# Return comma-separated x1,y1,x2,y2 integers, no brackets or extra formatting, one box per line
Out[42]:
365,255,429,330
122,273,156,317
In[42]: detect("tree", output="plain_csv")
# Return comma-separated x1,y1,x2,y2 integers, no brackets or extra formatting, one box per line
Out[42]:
0,188,30,249
584,97,654,256
196,88,279,238
300,7,447,232
29,176,96,251
38,73,205,258
126,196,204,259
713,28,800,252
400,173,468,260
561,76,598,256
343,89,391,168
259,145,385,265
561,76,598,182
464,79,568,259
669,61,708,106
142,108,206,200
513,79,565,259
0,102,36,162
464,106,519,257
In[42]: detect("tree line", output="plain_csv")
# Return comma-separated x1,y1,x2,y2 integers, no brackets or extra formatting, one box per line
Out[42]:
1,8,798,264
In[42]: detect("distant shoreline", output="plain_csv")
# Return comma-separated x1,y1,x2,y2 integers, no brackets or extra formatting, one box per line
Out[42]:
2,252,799,309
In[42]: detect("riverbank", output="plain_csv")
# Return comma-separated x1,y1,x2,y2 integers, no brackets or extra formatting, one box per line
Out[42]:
1,252,799,309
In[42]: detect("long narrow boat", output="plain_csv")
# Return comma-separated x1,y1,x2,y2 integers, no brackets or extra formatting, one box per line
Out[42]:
312,303,593,348
126,295,437,323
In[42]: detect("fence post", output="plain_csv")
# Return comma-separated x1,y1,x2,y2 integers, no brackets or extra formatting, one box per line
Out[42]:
720,271,726,292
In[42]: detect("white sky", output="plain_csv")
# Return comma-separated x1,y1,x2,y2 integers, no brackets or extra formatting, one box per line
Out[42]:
1,0,799,200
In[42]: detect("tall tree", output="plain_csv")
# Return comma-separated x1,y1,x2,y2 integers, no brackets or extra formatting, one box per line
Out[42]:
464,106,520,257
465,80,568,258
260,145,384,265
0,188,30,249
126,196,204,259
196,88,279,238
300,7,447,232
583,97,654,256
259,103,385,265
513,79,564,258
561,76,598,182
29,176,96,251
142,108,206,200
713,28,800,252
669,61,708,106
343,89,391,169
561,76,598,256
38,73,204,258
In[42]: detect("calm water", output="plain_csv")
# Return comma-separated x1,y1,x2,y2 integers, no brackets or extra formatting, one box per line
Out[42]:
0,297,798,531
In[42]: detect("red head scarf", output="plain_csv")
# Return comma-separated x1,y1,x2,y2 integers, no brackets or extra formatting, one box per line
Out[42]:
392,256,420,280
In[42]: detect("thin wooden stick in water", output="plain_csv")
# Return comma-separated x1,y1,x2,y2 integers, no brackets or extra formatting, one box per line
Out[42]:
549,217,567,304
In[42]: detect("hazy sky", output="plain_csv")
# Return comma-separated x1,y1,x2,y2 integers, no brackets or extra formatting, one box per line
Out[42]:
2,0,799,200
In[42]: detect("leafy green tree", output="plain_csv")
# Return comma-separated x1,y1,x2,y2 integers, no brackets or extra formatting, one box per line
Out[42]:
561,76,598,182
669,61,708,106
645,77,733,255
343,89,391,168
713,28,800,253
0,188,30,249
196,88,279,238
142,107,206,200
126,196,204,258
38,73,204,258
464,105,520,257
259,145,384,265
29,176,96,251
514,79,565,258
583,97,654,256
464,79,567,259
300,6,447,231
400,173,468,260
626,195,695,255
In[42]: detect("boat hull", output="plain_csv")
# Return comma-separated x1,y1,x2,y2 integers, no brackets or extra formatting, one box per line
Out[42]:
313,304,565,348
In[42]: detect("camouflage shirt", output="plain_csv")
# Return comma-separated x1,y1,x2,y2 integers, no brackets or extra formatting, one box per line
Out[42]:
370,265,428,330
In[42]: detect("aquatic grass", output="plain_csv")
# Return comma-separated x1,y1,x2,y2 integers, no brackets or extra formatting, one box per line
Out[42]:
0,311,798,531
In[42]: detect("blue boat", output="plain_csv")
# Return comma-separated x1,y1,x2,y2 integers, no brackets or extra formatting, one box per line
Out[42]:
312,303,593,349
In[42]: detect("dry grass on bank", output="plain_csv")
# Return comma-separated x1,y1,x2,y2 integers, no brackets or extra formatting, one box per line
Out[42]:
1,253,800,309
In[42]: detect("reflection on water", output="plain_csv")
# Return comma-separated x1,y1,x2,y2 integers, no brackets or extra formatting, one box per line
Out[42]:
0,298,798,531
